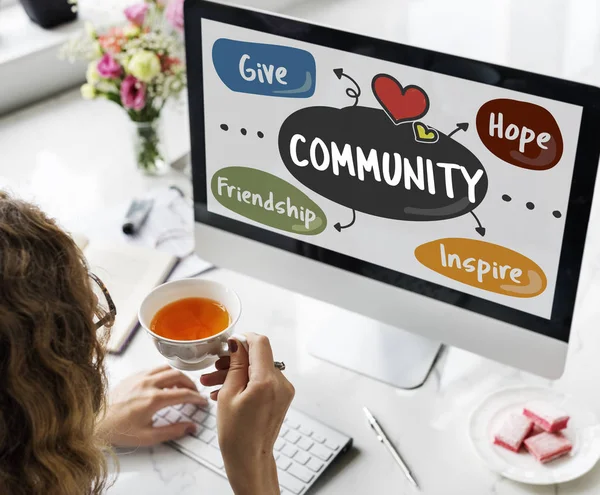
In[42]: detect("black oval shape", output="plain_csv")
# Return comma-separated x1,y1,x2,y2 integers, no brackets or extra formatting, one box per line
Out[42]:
278,106,488,221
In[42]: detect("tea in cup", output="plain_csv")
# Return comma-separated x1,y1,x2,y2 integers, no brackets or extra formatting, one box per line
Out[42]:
138,278,241,371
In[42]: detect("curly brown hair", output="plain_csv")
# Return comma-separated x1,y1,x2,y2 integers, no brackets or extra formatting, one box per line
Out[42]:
0,191,114,494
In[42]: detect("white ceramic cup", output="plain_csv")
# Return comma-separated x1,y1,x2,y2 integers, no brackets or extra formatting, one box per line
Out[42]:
138,278,242,371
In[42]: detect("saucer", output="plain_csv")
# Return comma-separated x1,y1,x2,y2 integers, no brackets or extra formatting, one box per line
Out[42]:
469,385,600,485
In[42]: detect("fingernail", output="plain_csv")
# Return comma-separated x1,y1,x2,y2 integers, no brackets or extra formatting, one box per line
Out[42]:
185,425,196,435
228,339,238,353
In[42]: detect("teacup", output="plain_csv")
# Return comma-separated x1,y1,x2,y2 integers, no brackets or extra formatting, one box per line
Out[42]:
138,278,242,371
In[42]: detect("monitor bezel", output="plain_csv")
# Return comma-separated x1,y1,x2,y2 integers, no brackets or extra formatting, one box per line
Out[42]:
185,0,600,344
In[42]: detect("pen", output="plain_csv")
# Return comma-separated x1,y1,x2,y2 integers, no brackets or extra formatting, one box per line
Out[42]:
363,406,419,490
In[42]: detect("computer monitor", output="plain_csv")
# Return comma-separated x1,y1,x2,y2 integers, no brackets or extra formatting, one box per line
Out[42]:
185,0,600,385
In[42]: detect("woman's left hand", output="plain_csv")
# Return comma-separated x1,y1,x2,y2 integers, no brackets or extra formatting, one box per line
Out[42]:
97,364,208,447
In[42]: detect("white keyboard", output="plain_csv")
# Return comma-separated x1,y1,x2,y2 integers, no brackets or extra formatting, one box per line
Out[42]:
153,387,352,494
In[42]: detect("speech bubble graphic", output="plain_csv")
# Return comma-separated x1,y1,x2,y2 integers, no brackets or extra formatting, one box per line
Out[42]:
211,167,326,235
212,39,316,99
476,98,563,170
415,238,547,298
278,106,488,222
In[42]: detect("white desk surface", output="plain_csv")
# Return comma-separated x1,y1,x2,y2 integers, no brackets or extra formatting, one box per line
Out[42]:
2,1,600,493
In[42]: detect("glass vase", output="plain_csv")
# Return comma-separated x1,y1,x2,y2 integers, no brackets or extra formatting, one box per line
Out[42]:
132,119,169,176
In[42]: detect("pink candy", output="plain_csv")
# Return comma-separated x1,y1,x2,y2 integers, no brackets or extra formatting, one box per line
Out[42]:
492,401,573,464
523,401,570,433
524,432,573,463
493,414,534,452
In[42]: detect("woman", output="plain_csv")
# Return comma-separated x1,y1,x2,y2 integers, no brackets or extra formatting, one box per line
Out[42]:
0,191,294,495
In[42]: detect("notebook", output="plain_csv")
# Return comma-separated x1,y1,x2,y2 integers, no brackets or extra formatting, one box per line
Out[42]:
74,234,179,353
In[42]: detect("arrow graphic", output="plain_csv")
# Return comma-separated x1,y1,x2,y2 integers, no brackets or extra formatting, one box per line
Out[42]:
448,122,469,138
470,211,486,237
334,68,361,107
334,209,357,232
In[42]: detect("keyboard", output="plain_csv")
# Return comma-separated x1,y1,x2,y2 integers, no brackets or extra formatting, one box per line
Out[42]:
153,386,352,494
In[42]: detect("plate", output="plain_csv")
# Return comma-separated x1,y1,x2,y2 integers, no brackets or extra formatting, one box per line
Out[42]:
469,385,600,485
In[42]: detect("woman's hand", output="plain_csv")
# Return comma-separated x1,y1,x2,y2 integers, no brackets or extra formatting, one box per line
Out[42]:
201,333,295,495
97,364,208,447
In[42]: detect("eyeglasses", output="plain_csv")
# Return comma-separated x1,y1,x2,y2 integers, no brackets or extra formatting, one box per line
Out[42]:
89,272,117,329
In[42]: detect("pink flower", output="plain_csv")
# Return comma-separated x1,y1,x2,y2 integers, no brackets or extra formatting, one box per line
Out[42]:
124,3,148,26
165,0,184,32
96,54,122,78
121,75,146,110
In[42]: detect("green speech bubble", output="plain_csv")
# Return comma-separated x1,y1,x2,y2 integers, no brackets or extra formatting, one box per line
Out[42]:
211,167,327,235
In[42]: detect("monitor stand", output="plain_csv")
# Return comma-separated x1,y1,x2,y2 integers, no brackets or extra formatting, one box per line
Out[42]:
305,303,443,390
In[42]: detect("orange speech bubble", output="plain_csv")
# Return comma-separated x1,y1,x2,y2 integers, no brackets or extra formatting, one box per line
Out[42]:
414,238,547,298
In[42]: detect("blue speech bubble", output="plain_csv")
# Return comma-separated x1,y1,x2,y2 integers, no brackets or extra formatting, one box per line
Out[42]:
212,38,316,98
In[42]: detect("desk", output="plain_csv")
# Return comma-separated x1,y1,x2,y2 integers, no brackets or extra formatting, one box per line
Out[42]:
2,88,600,495
1,5,600,491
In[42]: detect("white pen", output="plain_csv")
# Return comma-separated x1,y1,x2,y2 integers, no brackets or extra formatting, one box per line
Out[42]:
363,406,419,490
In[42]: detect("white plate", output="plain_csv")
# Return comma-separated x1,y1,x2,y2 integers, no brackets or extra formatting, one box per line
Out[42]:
469,385,600,485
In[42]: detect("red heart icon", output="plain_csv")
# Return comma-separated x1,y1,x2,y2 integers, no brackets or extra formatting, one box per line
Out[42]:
372,74,430,124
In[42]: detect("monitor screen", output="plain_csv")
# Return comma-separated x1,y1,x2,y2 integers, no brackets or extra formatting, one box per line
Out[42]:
187,1,600,344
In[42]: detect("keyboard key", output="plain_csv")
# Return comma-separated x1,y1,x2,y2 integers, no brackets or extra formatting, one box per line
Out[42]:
293,451,310,465
325,440,339,451
175,436,224,469
192,426,205,439
288,463,314,483
210,437,221,451
156,408,170,417
282,444,298,458
192,410,208,424
175,415,187,423
299,426,312,436
173,404,184,411
274,452,281,460
277,469,305,494
153,417,169,427
276,456,292,471
309,443,332,461
286,418,301,429
165,410,182,423
181,404,197,417
202,415,218,430
285,430,301,444
199,429,216,444
306,457,324,473
297,437,313,451
274,438,285,451
280,426,289,437
312,434,326,444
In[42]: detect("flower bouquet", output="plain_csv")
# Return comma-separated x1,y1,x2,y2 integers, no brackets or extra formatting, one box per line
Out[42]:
61,0,185,175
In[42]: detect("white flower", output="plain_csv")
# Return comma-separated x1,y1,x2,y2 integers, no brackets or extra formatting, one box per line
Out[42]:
85,21,97,39
96,81,119,93
81,84,96,100
123,24,141,38
92,41,103,58
86,62,100,83
127,50,161,82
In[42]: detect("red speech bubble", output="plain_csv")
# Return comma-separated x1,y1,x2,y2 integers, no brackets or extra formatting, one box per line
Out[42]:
476,99,563,170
